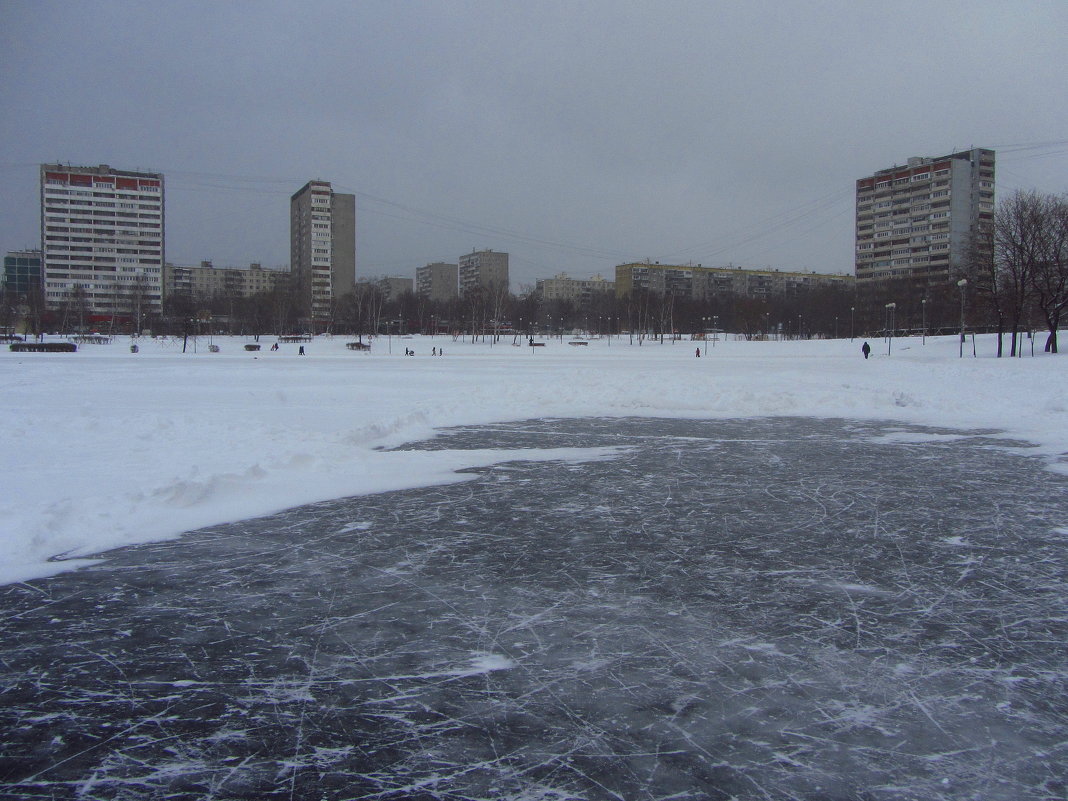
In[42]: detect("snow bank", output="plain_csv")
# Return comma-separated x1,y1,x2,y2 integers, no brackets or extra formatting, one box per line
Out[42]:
2,331,1065,585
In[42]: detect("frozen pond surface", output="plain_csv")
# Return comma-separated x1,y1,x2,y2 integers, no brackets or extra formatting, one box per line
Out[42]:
1,417,1066,800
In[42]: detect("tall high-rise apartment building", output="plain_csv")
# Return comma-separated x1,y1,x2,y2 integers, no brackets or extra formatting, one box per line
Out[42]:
416,262,458,302
855,148,994,282
40,164,164,321
290,180,356,327
458,249,508,296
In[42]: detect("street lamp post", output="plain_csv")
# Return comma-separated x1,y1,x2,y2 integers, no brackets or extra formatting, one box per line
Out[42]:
957,278,967,358
921,298,927,345
885,302,896,355
712,315,719,347
850,306,855,341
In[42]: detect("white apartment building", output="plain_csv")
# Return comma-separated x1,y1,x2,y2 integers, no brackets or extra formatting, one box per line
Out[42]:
855,148,995,282
458,249,508,296
290,180,356,327
40,164,164,321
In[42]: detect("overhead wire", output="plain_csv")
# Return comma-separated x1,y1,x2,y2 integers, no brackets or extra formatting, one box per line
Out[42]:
66,137,1068,272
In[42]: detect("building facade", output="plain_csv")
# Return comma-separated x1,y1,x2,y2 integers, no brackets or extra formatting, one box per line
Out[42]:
163,261,289,301
376,276,414,300
290,180,356,328
855,148,995,282
614,262,851,300
40,164,164,321
416,262,458,303
458,249,508,296
536,273,615,305
3,249,42,297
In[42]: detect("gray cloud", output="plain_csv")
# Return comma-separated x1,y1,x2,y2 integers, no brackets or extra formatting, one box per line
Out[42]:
2,0,1067,287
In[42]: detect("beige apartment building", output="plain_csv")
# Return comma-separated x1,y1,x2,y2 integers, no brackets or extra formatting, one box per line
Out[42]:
614,262,851,300
416,262,458,302
535,273,615,304
164,261,289,300
375,276,414,300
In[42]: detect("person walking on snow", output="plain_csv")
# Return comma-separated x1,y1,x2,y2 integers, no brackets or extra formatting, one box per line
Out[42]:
861,341,871,359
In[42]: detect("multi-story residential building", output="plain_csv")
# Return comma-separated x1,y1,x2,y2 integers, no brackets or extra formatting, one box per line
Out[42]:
3,249,42,297
416,262,458,303
290,180,356,328
163,261,289,301
536,273,615,305
855,148,995,282
458,249,508,296
614,262,851,300
375,276,414,301
40,164,164,321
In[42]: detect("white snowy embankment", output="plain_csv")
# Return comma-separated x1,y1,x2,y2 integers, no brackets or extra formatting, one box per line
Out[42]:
1,332,1065,585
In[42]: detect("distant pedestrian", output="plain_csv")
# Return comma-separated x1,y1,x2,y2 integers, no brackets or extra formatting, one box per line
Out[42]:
432,347,437,356
270,342,279,351
299,345,305,356
695,347,701,358
861,341,870,359
439,348,443,356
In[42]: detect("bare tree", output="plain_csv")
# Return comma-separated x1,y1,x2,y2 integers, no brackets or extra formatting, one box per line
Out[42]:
993,190,1046,356
1029,194,1068,353
963,227,1005,356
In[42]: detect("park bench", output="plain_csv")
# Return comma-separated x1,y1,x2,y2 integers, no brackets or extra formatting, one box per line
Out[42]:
10,342,77,353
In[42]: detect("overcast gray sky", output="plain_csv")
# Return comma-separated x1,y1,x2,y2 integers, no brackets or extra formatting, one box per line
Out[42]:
2,0,1067,288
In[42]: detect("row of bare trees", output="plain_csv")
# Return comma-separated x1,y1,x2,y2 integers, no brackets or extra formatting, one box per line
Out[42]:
10,191,1062,350
967,190,1068,355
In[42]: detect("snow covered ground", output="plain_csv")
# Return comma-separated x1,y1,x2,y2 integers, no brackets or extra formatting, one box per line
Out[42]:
2,330,1065,586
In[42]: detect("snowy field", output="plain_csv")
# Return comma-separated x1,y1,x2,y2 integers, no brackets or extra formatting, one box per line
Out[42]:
1,330,1066,586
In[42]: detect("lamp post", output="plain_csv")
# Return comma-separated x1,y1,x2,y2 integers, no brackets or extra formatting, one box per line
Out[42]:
921,298,927,345
712,315,719,347
835,315,839,340
797,314,802,341
885,302,896,355
850,306,855,341
701,316,709,356
957,278,967,358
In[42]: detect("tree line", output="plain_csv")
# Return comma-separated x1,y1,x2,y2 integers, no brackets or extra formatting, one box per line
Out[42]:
5,191,1063,352
965,189,1068,355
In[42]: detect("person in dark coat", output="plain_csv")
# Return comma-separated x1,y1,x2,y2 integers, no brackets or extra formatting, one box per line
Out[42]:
861,341,871,359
